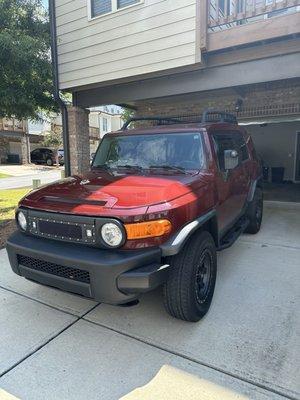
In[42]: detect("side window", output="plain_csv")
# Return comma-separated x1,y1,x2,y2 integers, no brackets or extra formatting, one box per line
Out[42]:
232,132,249,162
212,133,235,172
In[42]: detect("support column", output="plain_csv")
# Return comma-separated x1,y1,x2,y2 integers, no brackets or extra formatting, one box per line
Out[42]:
67,106,90,176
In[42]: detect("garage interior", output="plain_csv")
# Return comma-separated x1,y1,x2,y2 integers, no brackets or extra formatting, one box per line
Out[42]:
243,119,300,202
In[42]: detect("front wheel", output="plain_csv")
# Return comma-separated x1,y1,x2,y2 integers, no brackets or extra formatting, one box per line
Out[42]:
245,188,263,234
46,158,53,166
163,231,217,322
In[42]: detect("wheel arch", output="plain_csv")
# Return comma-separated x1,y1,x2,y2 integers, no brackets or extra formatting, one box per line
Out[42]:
160,210,219,257
247,175,263,202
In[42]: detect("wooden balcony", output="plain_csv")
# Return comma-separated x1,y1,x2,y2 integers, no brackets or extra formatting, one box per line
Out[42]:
201,0,300,52
0,118,26,133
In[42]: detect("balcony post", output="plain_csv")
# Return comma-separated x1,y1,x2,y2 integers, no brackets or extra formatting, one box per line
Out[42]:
199,0,208,51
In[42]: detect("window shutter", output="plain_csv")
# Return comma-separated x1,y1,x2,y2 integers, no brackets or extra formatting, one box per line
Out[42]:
117,0,139,9
91,0,112,17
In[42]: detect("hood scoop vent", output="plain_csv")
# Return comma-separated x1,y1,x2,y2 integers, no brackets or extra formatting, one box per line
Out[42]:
41,196,107,206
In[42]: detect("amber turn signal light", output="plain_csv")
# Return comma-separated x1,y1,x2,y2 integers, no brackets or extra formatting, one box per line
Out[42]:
125,219,172,240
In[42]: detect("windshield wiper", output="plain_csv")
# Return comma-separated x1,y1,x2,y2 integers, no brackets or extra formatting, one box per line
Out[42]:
116,164,143,171
149,165,188,174
92,164,111,170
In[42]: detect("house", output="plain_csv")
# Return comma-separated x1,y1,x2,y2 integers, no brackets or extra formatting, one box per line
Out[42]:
0,118,43,164
51,0,300,195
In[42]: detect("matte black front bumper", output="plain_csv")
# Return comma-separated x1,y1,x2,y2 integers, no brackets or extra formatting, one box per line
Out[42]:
6,232,169,304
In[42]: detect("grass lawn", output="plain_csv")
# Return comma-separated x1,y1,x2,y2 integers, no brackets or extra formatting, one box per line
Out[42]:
0,172,12,178
0,188,31,248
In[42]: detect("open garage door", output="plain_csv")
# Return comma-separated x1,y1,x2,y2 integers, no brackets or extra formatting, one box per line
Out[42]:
241,119,300,203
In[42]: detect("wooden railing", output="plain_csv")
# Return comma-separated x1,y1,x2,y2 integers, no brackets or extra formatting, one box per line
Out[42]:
204,0,300,51
0,118,26,133
208,0,300,30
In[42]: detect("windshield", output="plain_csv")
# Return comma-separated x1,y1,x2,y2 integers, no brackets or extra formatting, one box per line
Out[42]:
92,132,205,172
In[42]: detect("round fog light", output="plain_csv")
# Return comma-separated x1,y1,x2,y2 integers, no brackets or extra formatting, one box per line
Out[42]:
101,222,123,247
17,211,27,231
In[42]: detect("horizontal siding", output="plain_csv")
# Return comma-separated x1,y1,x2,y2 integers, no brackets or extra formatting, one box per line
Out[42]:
59,29,195,73
62,54,196,88
57,0,165,36
57,3,194,52
56,0,197,90
60,42,195,81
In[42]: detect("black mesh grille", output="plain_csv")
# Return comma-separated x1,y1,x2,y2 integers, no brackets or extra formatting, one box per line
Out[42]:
17,255,90,284
38,220,82,240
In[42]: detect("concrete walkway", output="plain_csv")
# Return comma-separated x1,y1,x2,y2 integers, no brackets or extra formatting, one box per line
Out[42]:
0,203,299,400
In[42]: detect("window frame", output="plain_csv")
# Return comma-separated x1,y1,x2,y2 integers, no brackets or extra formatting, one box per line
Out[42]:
88,0,144,21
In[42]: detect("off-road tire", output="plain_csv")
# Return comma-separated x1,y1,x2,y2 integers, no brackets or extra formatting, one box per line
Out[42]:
163,231,217,322
46,158,53,166
245,188,263,234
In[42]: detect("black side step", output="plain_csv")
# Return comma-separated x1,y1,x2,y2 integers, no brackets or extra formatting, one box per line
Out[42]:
218,218,249,251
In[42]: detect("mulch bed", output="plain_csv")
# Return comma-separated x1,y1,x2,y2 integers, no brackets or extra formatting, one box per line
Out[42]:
0,220,16,249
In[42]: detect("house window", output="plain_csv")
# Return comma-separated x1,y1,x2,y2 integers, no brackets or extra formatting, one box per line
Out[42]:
117,0,139,9
102,117,108,132
91,0,140,18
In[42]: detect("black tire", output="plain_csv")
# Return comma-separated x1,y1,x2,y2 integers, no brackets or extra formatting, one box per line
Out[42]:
46,158,53,166
163,231,217,322
245,188,263,234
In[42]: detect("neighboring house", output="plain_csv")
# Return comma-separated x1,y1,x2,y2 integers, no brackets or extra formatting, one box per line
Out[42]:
89,105,123,140
52,0,300,185
0,118,43,164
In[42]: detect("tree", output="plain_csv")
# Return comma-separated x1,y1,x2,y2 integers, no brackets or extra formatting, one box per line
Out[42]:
121,107,134,128
0,0,57,121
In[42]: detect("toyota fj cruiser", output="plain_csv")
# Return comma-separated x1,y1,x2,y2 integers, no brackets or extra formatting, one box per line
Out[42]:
7,110,263,322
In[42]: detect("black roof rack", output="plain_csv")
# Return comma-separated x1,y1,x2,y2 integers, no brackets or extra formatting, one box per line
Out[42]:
121,108,238,130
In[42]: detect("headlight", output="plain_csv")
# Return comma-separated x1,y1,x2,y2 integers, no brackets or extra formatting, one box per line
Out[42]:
17,211,27,231
101,222,124,247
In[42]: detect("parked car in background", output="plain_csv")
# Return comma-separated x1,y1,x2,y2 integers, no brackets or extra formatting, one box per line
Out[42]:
30,148,56,166
30,148,64,166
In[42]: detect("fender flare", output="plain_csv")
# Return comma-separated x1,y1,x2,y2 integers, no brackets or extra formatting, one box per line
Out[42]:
160,209,217,257
247,176,263,203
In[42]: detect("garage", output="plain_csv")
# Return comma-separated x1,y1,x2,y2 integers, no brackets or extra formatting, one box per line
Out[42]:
242,119,300,203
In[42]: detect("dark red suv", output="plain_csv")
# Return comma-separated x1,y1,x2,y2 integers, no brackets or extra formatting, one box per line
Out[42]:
7,110,263,322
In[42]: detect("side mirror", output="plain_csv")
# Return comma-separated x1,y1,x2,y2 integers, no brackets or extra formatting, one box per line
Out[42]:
224,150,239,170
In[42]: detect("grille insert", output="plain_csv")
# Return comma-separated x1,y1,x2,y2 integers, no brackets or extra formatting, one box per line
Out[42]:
17,255,90,284
38,220,83,240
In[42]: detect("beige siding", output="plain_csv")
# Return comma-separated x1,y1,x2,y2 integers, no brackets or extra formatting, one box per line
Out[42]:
56,0,198,90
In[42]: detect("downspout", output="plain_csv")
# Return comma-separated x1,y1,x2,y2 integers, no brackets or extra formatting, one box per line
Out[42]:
49,0,71,177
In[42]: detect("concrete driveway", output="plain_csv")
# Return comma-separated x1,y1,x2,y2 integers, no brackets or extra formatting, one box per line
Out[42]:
0,202,299,400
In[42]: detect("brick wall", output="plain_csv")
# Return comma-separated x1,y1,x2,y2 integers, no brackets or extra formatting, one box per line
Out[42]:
134,80,300,119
